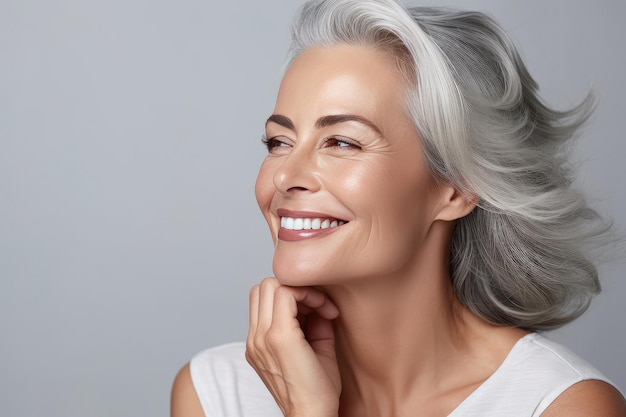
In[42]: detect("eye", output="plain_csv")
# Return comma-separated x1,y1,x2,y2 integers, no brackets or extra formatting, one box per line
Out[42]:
261,135,290,153
324,136,362,150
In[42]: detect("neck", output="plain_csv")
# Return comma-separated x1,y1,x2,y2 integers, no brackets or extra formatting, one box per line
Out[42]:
321,221,527,416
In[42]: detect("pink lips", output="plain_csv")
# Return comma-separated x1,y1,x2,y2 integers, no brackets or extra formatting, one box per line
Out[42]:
277,208,347,242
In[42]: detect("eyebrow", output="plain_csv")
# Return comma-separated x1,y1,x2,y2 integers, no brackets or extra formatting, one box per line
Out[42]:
265,114,295,131
265,113,382,136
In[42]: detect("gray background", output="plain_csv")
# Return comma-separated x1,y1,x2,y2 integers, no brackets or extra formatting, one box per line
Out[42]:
1,0,624,416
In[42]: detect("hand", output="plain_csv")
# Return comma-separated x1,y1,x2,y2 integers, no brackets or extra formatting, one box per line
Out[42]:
246,278,341,417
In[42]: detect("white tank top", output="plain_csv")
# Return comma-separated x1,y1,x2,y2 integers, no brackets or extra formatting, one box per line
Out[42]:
189,333,614,416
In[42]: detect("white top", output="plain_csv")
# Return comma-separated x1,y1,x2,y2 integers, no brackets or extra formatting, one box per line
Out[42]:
190,333,614,417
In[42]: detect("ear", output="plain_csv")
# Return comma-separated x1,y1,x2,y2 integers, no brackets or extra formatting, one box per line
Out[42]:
434,186,477,221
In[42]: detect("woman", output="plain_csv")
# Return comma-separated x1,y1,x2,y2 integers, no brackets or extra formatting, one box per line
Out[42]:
172,0,626,415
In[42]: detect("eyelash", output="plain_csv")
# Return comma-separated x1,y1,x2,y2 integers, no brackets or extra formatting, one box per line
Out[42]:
261,135,286,151
261,135,362,152
324,136,361,149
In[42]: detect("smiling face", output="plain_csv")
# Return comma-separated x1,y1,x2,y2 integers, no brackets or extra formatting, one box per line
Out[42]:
255,45,457,287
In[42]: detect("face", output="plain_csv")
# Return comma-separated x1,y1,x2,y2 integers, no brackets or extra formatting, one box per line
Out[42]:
255,45,452,287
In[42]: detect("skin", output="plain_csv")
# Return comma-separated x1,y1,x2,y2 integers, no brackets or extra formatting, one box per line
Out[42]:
171,45,626,417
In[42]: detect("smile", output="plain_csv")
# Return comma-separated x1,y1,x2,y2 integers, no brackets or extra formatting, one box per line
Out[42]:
280,217,347,230
276,210,349,242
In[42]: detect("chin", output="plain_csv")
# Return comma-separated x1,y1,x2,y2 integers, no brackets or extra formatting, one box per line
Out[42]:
272,263,315,287
272,256,332,287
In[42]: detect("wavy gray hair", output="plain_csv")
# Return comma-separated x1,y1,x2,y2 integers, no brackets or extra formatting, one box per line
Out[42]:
287,0,611,330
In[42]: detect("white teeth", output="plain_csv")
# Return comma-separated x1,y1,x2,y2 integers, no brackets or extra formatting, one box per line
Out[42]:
280,216,346,231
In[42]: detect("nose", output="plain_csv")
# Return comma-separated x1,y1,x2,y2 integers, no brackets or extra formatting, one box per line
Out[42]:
272,144,321,195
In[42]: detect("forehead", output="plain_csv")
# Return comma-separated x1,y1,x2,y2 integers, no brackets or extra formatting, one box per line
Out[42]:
274,45,408,120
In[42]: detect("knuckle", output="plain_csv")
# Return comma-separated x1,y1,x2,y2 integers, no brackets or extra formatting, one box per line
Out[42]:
265,326,286,349
274,285,289,295
260,276,278,288
249,284,260,299
252,333,267,351
274,285,293,300
245,335,255,352
244,348,255,365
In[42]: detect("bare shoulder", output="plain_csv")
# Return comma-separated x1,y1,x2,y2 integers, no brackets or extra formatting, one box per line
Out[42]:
170,362,206,417
542,379,626,417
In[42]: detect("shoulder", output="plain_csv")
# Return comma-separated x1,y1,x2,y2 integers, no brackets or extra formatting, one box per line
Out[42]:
171,362,205,417
190,342,251,384
514,334,612,384
175,342,282,417
541,379,626,417
451,333,624,416
170,343,248,417
509,334,626,416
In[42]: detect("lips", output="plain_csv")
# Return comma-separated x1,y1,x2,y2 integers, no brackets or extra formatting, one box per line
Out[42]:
277,209,348,241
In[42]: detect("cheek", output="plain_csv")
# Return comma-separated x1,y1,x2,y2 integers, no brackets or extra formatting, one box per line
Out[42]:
344,160,436,259
340,159,431,221
255,161,273,212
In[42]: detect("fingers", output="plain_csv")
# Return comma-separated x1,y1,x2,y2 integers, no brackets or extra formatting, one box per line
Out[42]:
246,278,342,416
257,278,281,333
249,278,339,332
293,287,340,320
248,284,260,333
272,286,339,337
306,312,336,345
247,278,340,356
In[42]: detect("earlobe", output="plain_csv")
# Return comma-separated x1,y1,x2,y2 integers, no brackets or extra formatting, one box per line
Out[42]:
434,186,477,221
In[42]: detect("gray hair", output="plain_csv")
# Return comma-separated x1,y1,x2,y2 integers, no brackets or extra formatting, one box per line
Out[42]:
287,0,611,330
